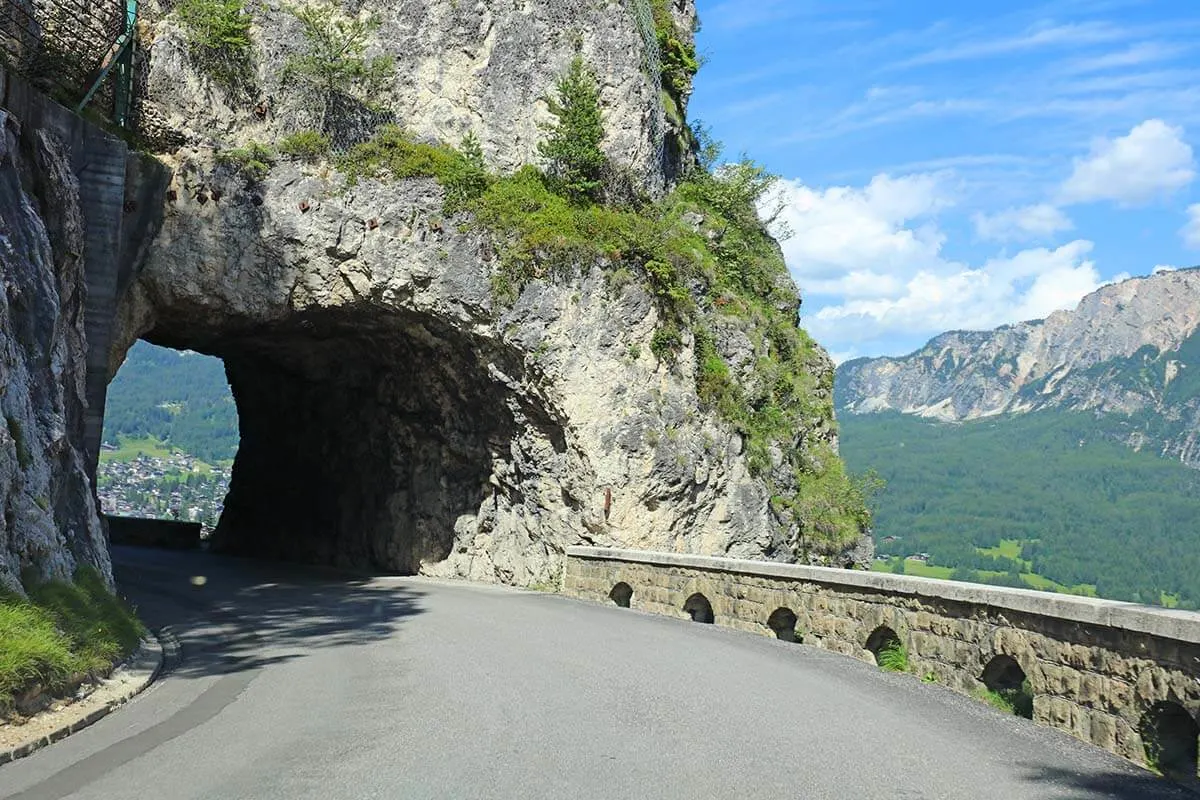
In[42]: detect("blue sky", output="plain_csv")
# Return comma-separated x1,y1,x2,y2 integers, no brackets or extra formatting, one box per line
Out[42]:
689,0,1200,360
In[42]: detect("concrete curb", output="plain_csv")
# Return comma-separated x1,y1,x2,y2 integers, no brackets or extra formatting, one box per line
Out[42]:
0,630,169,766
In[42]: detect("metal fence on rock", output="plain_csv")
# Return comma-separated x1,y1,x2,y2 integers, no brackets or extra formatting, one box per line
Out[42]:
1,0,138,126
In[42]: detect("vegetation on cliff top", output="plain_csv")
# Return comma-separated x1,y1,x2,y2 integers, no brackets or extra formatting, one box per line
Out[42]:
173,0,255,92
649,0,700,99
1,568,144,714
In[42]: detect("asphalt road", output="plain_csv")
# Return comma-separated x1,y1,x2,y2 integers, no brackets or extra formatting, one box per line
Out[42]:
0,546,1192,800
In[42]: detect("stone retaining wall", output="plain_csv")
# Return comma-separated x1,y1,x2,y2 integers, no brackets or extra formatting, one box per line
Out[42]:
106,515,200,550
563,546,1200,776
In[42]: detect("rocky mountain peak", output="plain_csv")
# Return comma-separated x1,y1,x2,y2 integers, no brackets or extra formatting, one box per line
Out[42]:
837,267,1200,421
836,267,1200,468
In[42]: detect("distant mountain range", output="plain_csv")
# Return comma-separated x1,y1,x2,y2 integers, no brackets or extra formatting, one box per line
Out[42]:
837,267,1200,468
834,268,1200,608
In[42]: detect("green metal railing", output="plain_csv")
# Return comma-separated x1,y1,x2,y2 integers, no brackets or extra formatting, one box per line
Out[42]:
1,0,138,127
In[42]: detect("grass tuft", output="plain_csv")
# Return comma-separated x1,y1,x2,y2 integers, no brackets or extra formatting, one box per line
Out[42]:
335,125,488,213
216,141,276,182
278,130,332,162
0,567,145,713
973,681,1034,719
876,640,909,673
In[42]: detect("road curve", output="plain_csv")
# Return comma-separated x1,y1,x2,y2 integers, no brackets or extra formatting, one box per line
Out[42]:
0,547,1190,800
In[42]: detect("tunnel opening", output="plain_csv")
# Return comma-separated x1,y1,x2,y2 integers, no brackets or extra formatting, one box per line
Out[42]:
766,607,799,642
1139,701,1199,782
979,655,1034,719
99,341,237,534
683,592,714,624
106,306,542,576
865,625,906,671
609,582,633,608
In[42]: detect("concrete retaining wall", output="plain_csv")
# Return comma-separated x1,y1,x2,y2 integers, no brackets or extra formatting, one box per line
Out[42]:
0,66,169,479
564,546,1200,774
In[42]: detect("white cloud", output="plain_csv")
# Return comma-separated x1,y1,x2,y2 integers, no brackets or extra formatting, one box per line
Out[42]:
1058,42,1187,75
1182,204,1200,249
972,204,1074,242
766,173,950,297
827,350,860,366
807,241,1104,345
1153,264,1180,274
892,21,1127,69
1059,119,1195,205
764,175,1106,353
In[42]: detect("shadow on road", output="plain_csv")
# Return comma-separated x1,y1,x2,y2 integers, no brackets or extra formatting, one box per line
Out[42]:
1020,764,1199,799
111,545,426,680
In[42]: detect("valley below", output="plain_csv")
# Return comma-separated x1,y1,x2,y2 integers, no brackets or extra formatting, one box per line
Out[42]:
837,268,1200,609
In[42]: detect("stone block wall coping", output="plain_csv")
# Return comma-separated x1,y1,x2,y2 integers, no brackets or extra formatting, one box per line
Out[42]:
565,547,1200,645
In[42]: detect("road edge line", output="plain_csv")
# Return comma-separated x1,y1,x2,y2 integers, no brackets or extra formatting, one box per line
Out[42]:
0,629,171,765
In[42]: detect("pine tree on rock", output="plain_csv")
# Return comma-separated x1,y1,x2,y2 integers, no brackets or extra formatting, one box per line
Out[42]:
538,56,607,203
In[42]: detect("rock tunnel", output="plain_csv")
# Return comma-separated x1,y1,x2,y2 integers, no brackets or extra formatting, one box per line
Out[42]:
133,303,557,576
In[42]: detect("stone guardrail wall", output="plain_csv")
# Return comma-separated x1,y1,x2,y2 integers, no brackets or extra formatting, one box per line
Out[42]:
106,515,201,550
563,546,1200,779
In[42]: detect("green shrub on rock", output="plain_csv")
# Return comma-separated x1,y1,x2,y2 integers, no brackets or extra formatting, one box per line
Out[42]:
174,0,255,92
278,130,331,162
216,141,276,182
650,0,700,98
281,1,395,135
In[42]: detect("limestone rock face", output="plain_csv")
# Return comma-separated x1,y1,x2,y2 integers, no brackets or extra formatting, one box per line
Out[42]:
114,158,820,583
0,109,109,593
109,0,859,582
138,0,696,193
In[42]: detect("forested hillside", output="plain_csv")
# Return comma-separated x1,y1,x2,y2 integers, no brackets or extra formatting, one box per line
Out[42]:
103,342,239,462
839,411,1200,608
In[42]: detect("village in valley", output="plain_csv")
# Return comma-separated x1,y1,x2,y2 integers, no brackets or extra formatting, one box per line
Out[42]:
97,443,231,529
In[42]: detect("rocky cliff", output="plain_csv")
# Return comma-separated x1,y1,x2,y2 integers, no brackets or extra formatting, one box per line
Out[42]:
94,0,869,583
0,105,109,593
837,268,1200,466
137,0,696,193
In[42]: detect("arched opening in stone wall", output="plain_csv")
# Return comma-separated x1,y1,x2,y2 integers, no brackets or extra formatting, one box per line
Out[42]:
979,655,1034,719
766,607,799,642
98,341,238,535
683,592,714,624
609,582,633,608
108,305,545,576
1139,701,1199,782
865,625,904,669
